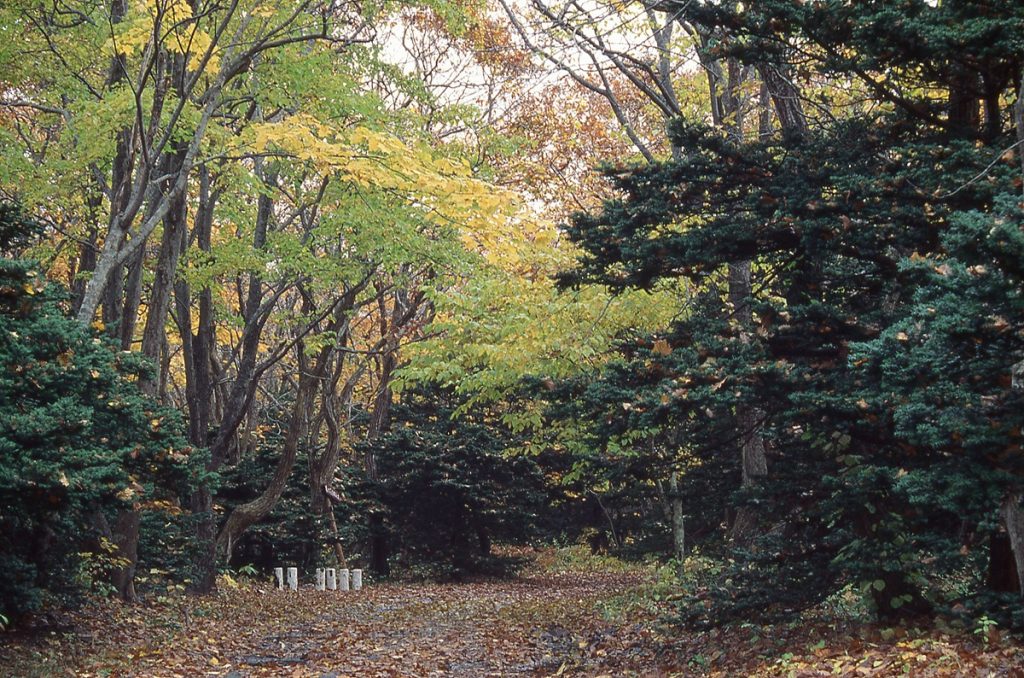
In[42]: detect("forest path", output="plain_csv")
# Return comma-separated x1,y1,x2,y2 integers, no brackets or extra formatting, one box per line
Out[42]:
0,553,679,678
5,553,1024,677
221,569,655,677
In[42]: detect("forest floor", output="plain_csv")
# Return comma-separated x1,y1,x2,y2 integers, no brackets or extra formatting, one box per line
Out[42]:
2,547,1024,677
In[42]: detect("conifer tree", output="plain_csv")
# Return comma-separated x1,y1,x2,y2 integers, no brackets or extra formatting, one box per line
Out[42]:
562,0,1024,624
0,204,193,618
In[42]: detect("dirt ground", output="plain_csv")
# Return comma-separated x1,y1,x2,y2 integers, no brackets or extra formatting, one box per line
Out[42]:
3,552,1024,677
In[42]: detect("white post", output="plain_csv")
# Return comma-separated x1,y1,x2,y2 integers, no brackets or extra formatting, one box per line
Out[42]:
316,568,326,591
339,568,350,591
287,567,298,591
352,568,362,591
274,567,284,590
326,568,337,590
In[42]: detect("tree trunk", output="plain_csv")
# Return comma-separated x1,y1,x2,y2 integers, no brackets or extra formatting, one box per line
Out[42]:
988,529,1020,593
325,503,348,568
947,66,982,136
72,0,146,603
365,351,395,480
214,293,350,563
451,504,471,572
1015,71,1024,197
179,170,217,594
1001,492,1024,598
365,350,395,576
310,343,353,516
119,247,145,350
475,523,491,557
364,288,406,576
95,3,136,333
110,508,140,601
657,471,685,562
668,471,685,561
728,261,768,544
139,147,188,396
90,508,140,602
72,227,99,316
757,64,808,140
1012,359,1024,390
729,66,806,544
216,355,318,558
871,569,932,621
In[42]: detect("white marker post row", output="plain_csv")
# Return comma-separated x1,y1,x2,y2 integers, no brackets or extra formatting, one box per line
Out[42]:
273,567,362,592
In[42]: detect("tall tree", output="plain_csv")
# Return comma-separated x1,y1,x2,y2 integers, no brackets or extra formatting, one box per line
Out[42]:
561,0,1024,623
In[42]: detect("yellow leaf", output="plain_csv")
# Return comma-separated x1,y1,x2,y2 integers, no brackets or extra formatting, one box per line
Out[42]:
217,573,240,590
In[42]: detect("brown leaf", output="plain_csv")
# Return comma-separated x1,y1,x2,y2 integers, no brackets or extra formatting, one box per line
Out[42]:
651,339,672,356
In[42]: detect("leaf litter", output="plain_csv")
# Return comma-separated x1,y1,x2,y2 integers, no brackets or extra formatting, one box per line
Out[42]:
2,551,1023,676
